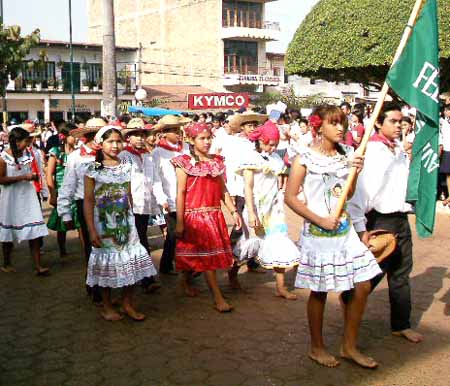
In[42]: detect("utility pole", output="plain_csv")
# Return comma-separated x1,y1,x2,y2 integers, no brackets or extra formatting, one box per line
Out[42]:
101,0,117,118
1,0,8,125
69,0,75,121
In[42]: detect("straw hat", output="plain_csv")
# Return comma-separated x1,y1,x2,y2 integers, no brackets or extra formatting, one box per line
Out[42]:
153,115,192,132
228,112,268,131
368,230,396,264
70,117,107,138
121,117,146,136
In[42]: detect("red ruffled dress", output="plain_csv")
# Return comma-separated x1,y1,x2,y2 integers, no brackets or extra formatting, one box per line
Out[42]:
171,154,233,272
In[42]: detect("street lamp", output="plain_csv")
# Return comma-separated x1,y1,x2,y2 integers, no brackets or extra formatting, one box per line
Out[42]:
134,87,147,106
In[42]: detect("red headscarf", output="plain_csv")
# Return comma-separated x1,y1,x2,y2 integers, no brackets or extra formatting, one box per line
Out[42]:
248,120,280,143
185,122,212,139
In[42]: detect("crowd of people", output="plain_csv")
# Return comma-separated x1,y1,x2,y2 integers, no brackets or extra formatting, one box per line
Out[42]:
1,99,449,369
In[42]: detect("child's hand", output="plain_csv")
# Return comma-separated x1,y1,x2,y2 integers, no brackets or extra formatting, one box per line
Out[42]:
248,213,261,228
175,223,184,238
91,232,103,248
349,153,365,174
318,216,340,231
233,212,242,230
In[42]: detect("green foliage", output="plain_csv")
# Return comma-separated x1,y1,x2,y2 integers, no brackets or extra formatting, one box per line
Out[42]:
253,87,332,110
0,23,40,95
286,0,450,90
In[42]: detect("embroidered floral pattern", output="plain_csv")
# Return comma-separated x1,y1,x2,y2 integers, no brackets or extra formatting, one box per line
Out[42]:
171,154,226,177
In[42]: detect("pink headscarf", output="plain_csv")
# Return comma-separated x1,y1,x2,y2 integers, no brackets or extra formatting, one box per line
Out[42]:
248,120,280,143
185,122,212,138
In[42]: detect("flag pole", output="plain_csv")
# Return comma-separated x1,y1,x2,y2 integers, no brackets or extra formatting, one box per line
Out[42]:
334,0,426,218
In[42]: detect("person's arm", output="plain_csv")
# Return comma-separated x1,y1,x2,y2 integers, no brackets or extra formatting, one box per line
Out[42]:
0,158,34,185
150,158,169,210
219,176,242,229
284,156,339,231
243,169,260,228
46,155,57,206
175,167,188,238
34,150,49,199
83,175,102,248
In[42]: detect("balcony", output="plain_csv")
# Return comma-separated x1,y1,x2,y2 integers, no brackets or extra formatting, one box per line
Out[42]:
223,66,281,86
222,10,280,41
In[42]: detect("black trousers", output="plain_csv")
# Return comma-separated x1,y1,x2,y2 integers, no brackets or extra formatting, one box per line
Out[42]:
159,212,177,273
76,200,101,301
229,196,259,270
343,211,413,332
134,214,156,287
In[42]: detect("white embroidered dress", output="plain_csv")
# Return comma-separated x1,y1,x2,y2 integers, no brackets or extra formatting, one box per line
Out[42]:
85,159,157,288
294,147,381,292
0,151,48,242
234,150,300,268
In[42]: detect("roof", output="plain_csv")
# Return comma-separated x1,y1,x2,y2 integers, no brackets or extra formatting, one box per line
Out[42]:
266,52,285,59
39,39,138,51
141,85,215,110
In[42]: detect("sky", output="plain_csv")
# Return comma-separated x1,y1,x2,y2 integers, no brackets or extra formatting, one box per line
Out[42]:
3,0,319,53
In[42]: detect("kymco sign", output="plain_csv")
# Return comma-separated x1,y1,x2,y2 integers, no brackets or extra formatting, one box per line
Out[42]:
188,93,249,110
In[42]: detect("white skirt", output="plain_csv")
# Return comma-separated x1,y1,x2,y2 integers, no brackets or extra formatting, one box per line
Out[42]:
257,233,301,269
86,243,157,288
295,227,382,292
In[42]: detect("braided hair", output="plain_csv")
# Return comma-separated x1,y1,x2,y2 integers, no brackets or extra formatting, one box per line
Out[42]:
8,127,30,165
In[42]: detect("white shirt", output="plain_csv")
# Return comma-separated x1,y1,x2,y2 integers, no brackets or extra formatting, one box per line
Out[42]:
119,150,166,215
152,142,189,212
210,127,228,154
57,145,96,222
221,135,254,197
348,141,412,232
440,118,450,151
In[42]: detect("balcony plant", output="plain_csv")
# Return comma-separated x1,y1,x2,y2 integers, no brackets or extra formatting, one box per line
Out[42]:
14,74,23,90
47,78,55,91
81,78,89,92
55,79,63,92
118,68,132,92
97,77,102,91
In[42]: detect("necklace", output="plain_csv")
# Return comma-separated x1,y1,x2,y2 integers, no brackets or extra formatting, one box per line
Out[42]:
317,144,337,157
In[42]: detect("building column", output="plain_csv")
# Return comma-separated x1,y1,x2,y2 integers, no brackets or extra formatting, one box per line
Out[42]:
44,96,50,122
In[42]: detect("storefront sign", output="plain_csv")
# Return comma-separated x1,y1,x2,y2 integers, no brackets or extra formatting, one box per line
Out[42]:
188,93,249,110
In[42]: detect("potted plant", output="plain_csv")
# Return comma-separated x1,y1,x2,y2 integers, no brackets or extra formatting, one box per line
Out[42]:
47,78,55,91
14,74,23,90
34,76,42,91
56,79,63,92
81,78,89,92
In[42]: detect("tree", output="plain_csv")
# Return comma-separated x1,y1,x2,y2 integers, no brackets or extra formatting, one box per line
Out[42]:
102,0,117,117
286,0,450,91
0,23,40,122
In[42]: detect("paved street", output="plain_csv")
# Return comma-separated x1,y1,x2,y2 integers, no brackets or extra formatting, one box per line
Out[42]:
0,206,449,386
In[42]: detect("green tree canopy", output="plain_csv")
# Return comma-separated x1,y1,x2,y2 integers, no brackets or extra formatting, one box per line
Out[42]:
286,0,450,91
0,23,40,96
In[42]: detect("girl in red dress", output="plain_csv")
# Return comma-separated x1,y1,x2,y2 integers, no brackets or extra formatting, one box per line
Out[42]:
172,123,242,312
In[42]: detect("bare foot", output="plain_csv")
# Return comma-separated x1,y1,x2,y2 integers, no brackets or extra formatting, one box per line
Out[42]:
308,349,340,368
121,304,146,321
35,267,50,276
276,287,297,300
392,329,423,343
340,346,378,369
214,299,234,313
1,266,16,273
101,309,124,321
180,280,199,297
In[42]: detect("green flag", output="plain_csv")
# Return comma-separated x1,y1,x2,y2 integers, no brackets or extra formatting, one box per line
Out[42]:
386,0,440,238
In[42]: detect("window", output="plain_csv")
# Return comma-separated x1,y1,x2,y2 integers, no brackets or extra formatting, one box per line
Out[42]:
83,63,102,83
223,1,263,28
273,67,280,76
21,61,55,86
224,40,258,74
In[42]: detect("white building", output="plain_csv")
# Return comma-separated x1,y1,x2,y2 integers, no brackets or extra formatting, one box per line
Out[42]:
5,40,138,122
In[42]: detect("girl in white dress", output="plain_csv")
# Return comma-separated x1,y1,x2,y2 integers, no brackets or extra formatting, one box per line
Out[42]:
0,127,49,275
285,105,381,369
84,126,157,321
235,120,300,300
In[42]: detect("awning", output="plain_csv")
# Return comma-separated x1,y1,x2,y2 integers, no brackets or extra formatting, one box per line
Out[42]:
128,106,183,116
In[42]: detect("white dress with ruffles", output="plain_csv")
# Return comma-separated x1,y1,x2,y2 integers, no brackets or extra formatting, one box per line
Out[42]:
233,150,300,269
85,159,157,288
294,147,381,292
0,151,48,242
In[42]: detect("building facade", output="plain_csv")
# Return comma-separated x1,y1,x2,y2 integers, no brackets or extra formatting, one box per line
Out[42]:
87,0,282,93
5,40,138,122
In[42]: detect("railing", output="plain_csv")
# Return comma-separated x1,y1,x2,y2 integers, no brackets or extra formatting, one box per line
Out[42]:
222,9,280,31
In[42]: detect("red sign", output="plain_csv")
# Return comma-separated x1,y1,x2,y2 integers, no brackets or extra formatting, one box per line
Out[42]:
188,93,249,110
